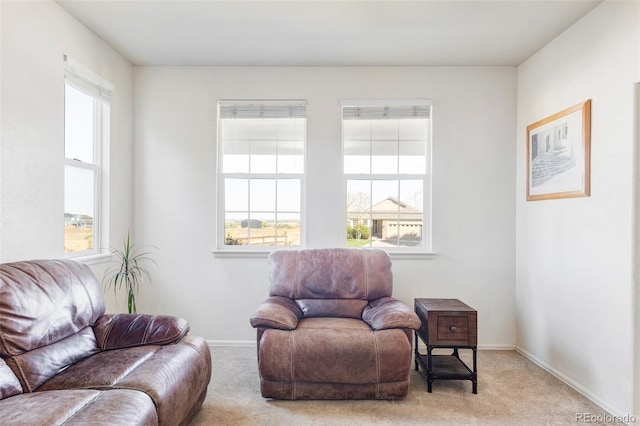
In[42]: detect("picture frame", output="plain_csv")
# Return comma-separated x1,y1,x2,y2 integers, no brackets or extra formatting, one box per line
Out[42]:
526,99,591,201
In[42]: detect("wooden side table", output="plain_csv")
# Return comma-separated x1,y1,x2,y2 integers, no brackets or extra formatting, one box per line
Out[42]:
414,298,477,393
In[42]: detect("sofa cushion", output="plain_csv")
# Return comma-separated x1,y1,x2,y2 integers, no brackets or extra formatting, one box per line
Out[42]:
39,345,160,391
0,259,105,357
268,248,393,300
0,389,157,426
0,359,22,400
6,327,99,392
39,336,211,426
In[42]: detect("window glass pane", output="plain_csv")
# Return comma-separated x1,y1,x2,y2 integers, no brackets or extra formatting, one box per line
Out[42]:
276,119,296,141
399,180,423,210
251,140,277,173
370,180,401,247
224,212,248,245
65,85,94,163
222,123,250,172
344,139,370,174
346,180,372,247
371,139,398,174
250,179,276,211
277,179,300,212
399,139,426,174
370,120,398,141
277,213,300,246
371,180,398,207
346,180,371,216
64,165,95,252
234,119,253,140
344,120,370,140
278,140,304,173
398,119,426,140
244,212,276,246
344,155,370,174
344,119,371,174
399,119,427,174
399,180,423,247
397,214,423,247
225,178,248,211
252,120,278,140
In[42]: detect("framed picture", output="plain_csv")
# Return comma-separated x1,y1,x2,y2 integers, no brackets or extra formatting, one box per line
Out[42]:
526,100,591,201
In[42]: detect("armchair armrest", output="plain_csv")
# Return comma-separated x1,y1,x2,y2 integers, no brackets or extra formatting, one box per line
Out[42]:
362,297,422,331
250,296,302,330
93,313,190,350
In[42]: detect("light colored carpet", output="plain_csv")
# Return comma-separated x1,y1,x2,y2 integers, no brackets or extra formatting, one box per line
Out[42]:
190,346,607,425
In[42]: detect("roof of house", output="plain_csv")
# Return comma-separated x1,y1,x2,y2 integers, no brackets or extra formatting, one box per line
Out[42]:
348,197,422,221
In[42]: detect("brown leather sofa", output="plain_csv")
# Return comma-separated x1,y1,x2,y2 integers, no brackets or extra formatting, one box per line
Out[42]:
250,248,421,400
0,259,211,425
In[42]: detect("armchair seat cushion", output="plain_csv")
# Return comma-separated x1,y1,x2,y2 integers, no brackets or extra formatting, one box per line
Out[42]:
259,317,412,399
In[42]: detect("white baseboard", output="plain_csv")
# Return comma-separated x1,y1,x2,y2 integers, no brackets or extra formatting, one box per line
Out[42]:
207,340,516,351
478,343,516,350
207,339,255,347
515,346,633,422
208,340,514,350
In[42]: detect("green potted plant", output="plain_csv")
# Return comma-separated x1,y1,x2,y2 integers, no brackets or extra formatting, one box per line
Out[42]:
103,231,156,314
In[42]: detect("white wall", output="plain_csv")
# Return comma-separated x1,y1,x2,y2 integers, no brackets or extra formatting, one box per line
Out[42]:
0,0,134,302
516,0,640,417
133,66,517,347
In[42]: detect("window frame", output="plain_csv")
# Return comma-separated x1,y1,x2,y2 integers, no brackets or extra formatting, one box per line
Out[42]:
215,100,307,253
341,99,433,255
63,56,111,259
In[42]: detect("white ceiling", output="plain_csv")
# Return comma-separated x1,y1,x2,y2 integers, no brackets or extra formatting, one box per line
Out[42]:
56,0,603,67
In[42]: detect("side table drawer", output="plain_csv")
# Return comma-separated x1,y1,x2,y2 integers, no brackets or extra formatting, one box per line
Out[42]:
437,315,469,342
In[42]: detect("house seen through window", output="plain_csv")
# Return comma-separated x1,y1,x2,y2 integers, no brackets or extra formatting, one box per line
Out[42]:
343,101,432,251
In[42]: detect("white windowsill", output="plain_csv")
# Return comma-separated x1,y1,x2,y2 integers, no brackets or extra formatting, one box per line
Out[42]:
68,252,112,265
212,249,436,260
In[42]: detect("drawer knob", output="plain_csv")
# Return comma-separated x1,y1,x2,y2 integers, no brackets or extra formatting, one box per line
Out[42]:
450,326,457,331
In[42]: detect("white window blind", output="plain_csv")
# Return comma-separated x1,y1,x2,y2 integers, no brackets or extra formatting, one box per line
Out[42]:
342,104,431,120
219,100,306,119
64,55,113,103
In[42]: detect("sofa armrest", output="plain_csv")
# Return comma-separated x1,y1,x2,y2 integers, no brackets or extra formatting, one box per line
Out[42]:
93,313,190,350
362,297,422,331
250,296,302,330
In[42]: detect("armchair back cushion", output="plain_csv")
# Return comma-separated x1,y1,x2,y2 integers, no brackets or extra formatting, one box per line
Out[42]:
0,259,105,391
269,249,392,318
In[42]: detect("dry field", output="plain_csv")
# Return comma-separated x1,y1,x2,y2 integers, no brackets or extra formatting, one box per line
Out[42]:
225,225,300,246
64,226,93,252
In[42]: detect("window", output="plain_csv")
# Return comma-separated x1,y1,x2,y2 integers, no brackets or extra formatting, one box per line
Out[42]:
343,100,432,251
64,56,111,255
217,100,306,250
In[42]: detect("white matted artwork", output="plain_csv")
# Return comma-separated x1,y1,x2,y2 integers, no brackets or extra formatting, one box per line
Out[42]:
526,100,591,201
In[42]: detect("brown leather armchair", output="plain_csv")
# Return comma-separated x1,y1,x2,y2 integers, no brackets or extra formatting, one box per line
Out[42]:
250,248,421,399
